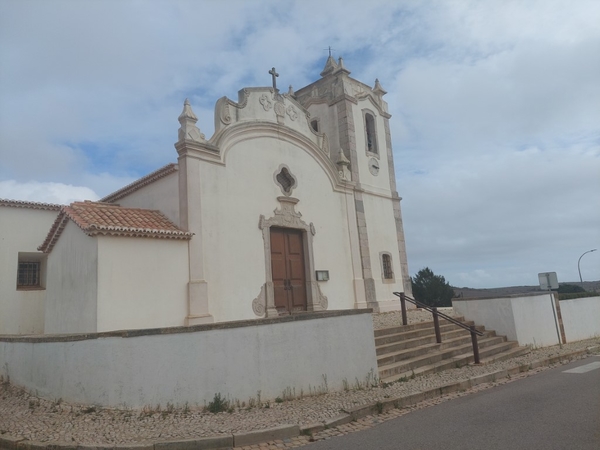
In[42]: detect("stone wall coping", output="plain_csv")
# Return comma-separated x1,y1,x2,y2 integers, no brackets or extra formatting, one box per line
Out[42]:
0,309,372,343
452,291,553,302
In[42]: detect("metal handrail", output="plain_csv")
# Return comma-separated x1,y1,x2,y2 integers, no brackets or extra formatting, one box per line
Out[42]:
393,292,483,364
393,292,484,336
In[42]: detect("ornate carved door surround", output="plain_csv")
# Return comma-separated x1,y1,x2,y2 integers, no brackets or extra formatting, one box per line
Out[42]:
253,196,328,317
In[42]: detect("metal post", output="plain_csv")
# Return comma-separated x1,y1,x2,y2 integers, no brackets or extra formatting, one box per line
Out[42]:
432,307,442,343
549,292,563,348
578,249,597,283
400,292,408,326
470,325,480,364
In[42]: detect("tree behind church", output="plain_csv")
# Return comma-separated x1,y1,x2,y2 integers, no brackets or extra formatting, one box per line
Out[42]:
411,267,455,307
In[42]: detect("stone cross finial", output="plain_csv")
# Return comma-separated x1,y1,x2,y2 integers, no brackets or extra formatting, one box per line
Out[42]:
269,67,279,90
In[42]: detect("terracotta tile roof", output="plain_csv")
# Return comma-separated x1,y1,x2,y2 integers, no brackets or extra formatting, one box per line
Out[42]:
38,201,192,253
0,198,63,211
100,163,178,203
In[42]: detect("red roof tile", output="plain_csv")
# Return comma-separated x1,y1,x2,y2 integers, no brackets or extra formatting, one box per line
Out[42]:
0,198,63,211
38,201,192,253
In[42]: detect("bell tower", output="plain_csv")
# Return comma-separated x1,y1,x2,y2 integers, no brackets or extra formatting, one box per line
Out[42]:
295,56,412,309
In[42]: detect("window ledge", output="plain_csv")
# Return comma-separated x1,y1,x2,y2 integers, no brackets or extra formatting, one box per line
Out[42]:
16,286,46,291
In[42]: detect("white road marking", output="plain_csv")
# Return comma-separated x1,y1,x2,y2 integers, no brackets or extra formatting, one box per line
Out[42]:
563,361,600,374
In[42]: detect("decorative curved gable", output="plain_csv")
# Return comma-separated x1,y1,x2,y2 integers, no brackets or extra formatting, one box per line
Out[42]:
185,87,348,192
212,121,351,193
213,88,319,138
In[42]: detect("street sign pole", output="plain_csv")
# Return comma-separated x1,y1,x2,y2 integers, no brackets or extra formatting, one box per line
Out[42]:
538,272,562,348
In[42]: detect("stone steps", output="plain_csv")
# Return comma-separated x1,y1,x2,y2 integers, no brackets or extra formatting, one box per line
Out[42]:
374,320,473,347
377,332,499,367
375,326,494,356
375,316,529,384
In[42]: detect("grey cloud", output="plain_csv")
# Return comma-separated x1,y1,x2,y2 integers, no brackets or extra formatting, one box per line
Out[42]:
1,0,598,287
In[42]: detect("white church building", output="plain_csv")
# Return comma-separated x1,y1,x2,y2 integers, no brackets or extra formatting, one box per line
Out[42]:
0,56,412,336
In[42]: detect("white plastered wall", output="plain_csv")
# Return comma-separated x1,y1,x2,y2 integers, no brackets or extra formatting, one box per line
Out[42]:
453,293,563,347
352,99,404,310
560,296,600,341
109,172,180,226
96,236,189,331
44,221,99,334
362,193,404,310
306,102,340,157
0,207,58,334
0,311,377,408
352,99,393,193
452,297,517,341
510,294,562,347
200,136,356,322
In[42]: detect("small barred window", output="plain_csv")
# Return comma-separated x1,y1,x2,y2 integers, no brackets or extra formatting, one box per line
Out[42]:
382,254,393,279
276,168,294,195
18,261,41,287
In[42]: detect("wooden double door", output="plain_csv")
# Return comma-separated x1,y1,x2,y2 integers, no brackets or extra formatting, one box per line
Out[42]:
270,227,307,314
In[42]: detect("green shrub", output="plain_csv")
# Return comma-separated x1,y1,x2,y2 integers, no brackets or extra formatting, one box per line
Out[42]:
557,284,586,294
559,291,598,300
206,393,230,413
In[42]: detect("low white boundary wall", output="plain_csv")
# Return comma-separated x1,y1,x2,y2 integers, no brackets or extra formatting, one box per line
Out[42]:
453,293,600,347
560,296,600,341
0,310,377,408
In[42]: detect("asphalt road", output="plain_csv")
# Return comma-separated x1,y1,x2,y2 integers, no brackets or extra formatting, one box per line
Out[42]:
307,356,600,450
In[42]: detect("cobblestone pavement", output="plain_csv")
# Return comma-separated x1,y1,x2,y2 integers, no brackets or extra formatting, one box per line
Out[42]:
372,307,457,329
1,309,598,448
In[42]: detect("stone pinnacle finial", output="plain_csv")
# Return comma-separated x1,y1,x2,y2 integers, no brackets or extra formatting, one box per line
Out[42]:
177,99,205,143
288,85,295,96
334,56,351,75
337,147,351,181
373,79,387,96
337,147,350,166
320,55,338,77
179,99,198,122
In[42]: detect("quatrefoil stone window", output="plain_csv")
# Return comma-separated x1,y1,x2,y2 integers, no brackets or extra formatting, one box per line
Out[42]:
274,165,297,196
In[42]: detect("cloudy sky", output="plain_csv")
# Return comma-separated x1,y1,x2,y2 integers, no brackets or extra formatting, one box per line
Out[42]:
1,0,598,288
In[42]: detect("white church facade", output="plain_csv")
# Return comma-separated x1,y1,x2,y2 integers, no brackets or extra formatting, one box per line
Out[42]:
0,56,412,335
